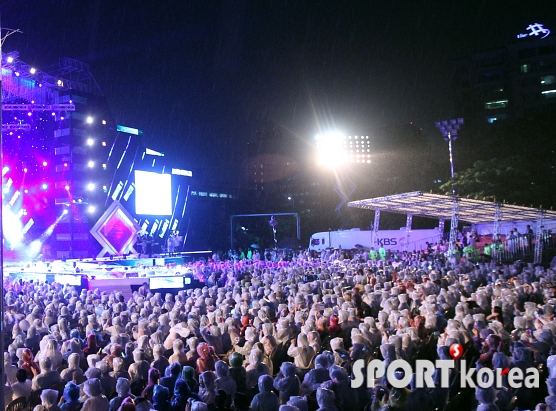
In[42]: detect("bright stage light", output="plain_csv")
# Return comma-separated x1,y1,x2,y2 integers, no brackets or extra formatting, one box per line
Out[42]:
87,183,95,191
88,205,96,214
64,163,68,167
7,56,13,63
64,185,70,191
27,240,42,259
62,209,69,215
42,161,48,167
316,132,348,166
9,190,21,207
88,161,95,168
57,79,64,86
23,168,28,173
2,206,23,248
14,71,20,77
102,141,107,147
86,116,94,124
2,166,9,176
102,120,107,125
41,183,48,190
87,138,94,146
30,68,36,74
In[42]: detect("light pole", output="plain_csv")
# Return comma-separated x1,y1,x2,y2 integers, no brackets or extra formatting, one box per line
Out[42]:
435,118,464,261
435,118,464,181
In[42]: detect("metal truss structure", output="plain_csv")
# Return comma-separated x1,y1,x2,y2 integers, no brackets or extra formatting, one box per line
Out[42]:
2,124,30,131
349,191,556,263
2,103,75,111
1,51,102,105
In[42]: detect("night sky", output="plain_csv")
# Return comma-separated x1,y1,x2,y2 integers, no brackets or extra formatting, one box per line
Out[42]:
2,0,556,184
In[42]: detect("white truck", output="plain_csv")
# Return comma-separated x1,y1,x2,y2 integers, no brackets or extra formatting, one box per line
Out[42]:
308,228,443,252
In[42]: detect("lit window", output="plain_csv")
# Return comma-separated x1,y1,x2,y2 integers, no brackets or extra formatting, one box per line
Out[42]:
541,75,555,84
485,100,508,109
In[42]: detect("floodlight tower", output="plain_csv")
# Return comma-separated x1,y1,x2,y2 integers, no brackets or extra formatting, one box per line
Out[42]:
435,118,464,181
435,118,464,259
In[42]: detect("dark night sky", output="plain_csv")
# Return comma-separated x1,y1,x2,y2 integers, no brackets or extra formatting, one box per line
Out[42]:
2,0,556,184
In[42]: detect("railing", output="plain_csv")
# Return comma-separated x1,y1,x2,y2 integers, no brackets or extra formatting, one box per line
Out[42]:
489,232,556,264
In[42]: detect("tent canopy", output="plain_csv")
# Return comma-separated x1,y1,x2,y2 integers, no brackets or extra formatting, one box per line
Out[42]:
348,191,556,224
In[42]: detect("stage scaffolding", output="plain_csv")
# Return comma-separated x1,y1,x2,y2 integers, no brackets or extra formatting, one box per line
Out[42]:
1,51,101,104
348,191,556,264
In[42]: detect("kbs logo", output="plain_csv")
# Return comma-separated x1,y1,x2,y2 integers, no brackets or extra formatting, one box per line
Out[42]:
376,238,397,246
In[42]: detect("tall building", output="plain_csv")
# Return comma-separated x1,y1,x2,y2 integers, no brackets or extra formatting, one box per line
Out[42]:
453,22,556,124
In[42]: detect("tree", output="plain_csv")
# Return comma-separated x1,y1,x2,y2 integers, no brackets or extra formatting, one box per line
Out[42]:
439,156,556,208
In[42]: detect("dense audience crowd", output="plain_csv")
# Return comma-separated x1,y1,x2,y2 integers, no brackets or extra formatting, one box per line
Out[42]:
3,245,556,411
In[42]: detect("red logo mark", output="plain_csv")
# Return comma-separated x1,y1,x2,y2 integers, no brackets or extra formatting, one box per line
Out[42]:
449,343,463,360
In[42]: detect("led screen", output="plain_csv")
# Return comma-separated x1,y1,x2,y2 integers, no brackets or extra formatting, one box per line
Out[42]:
54,275,82,286
150,276,184,289
135,171,172,215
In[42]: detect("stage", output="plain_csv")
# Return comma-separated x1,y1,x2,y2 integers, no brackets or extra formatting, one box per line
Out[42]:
3,251,211,299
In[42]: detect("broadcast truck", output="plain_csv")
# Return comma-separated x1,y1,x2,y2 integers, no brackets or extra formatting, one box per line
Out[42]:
308,228,443,253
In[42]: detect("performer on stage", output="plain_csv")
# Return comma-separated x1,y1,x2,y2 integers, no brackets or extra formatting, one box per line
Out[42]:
137,230,148,257
168,230,177,256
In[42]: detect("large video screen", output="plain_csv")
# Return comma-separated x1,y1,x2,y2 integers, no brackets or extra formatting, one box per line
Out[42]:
135,170,172,215
150,276,184,289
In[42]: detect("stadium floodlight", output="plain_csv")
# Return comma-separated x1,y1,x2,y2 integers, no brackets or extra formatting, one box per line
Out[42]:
435,118,464,180
316,132,348,167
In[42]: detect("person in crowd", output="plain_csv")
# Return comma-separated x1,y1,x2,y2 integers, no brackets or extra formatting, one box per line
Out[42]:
60,382,82,411
11,368,32,402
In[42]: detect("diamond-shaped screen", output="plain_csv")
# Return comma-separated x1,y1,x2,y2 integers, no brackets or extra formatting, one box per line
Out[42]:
135,170,172,215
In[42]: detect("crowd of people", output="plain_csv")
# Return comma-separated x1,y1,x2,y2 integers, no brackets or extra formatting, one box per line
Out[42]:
3,245,556,411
